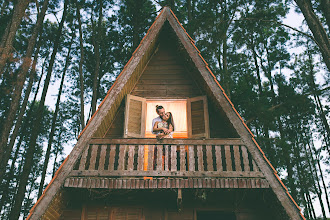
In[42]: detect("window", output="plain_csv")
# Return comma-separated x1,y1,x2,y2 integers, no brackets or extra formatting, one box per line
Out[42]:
145,100,188,138
124,95,209,138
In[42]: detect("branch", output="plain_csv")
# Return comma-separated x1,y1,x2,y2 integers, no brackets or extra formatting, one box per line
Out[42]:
235,18,316,44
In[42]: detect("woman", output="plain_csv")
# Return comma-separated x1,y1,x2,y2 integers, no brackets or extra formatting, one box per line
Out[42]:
153,112,175,139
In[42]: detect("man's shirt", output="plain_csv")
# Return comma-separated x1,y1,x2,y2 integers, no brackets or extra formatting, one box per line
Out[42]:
152,116,162,134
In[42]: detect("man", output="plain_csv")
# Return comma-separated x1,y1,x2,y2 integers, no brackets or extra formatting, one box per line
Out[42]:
152,105,170,135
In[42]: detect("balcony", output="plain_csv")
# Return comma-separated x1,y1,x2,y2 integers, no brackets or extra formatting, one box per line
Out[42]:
65,138,269,189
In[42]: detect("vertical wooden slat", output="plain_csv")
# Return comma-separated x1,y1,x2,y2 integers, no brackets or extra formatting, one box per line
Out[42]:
79,145,89,170
197,145,204,171
241,145,250,171
215,145,222,171
89,145,98,170
98,145,107,171
127,145,135,171
224,145,232,171
156,145,163,171
137,145,144,171
118,145,127,170
206,145,213,171
252,159,259,171
108,145,116,171
180,145,186,171
233,145,241,171
147,145,154,171
188,145,195,171
170,145,177,171
164,145,169,171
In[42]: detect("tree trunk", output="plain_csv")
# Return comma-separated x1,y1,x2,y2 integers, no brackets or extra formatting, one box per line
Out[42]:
307,48,330,152
306,193,317,219
222,35,230,98
0,135,22,212
250,41,263,95
294,0,330,71
306,140,330,212
302,137,328,219
76,0,85,131
0,58,45,212
320,0,330,29
0,0,49,168
8,0,66,218
0,0,30,74
91,0,103,115
0,37,42,184
37,25,72,199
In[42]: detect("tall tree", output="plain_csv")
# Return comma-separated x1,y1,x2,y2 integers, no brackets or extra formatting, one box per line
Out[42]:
0,0,30,74
8,1,67,218
0,0,49,177
294,0,330,70
91,0,103,115
76,0,85,131
37,28,74,198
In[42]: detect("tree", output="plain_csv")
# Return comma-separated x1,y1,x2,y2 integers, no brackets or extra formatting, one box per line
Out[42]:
294,0,330,71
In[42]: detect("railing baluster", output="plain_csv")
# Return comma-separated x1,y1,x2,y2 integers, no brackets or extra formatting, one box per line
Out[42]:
137,145,144,171
108,145,116,171
197,145,204,171
188,145,195,171
206,145,213,171
170,145,177,171
118,145,127,170
89,144,98,170
215,145,223,171
252,159,259,171
241,145,250,171
147,145,154,171
156,145,163,171
180,145,186,171
98,144,107,171
164,145,169,171
225,145,232,171
127,145,135,171
79,145,89,170
233,145,241,171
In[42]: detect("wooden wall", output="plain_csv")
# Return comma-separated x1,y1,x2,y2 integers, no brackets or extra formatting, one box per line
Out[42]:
60,188,289,220
130,37,202,98
102,23,239,138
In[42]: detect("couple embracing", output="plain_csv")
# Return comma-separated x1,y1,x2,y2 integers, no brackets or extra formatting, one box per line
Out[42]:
152,105,175,139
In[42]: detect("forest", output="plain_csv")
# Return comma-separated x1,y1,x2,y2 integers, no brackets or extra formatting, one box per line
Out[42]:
0,0,329,219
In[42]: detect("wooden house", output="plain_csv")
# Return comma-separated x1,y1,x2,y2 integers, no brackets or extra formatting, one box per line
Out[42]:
27,7,305,220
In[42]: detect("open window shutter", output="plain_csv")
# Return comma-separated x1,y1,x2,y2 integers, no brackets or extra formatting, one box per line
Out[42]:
187,96,210,138
124,94,146,138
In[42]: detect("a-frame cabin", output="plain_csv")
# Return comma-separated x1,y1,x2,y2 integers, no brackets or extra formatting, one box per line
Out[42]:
28,7,305,220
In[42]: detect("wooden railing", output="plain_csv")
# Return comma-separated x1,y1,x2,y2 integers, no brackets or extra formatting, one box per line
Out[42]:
71,138,262,178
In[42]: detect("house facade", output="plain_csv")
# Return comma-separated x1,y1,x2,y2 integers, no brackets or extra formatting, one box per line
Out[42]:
27,7,305,220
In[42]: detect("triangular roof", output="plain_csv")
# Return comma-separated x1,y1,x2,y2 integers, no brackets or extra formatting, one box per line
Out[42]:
27,7,305,220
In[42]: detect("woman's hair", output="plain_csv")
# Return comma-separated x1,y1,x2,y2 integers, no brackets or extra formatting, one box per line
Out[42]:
166,112,175,131
156,105,164,113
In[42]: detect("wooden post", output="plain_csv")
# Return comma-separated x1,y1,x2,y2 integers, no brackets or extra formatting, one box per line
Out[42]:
177,189,182,212
137,145,144,171
206,145,213,171
197,145,204,171
188,145,195,171
233,145,241,171
180,145,186,171
224,145,232,171
171,145,177,171
215,145,222,171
